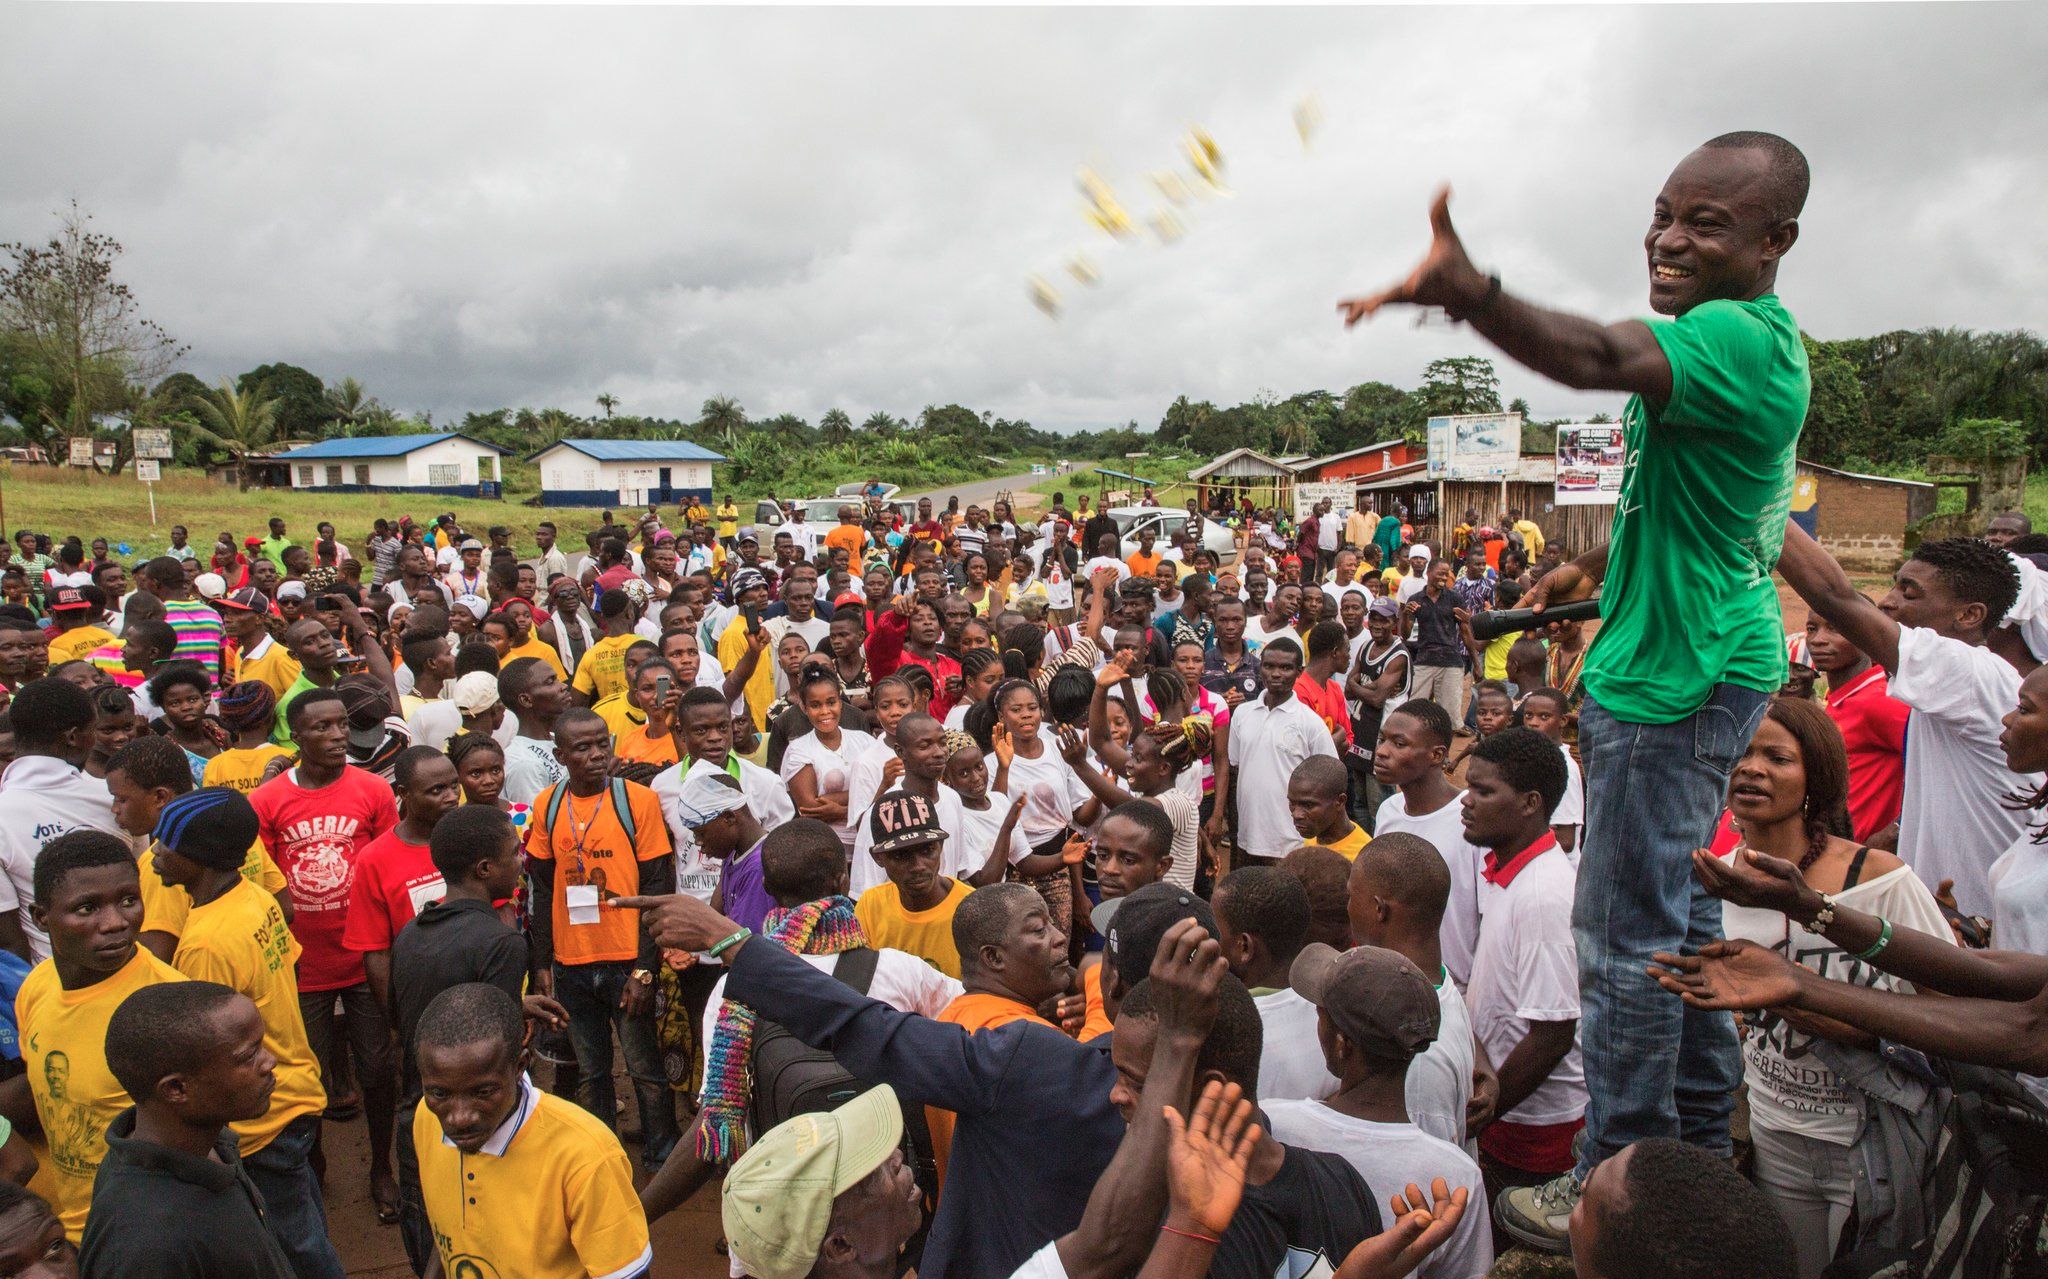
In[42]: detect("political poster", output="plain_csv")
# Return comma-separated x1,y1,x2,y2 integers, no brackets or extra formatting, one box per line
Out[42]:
1294,481,1357,522
1425,412,1520,480
1554,423,1625,506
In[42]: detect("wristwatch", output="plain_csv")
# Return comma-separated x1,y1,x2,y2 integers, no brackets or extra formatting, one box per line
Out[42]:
629,968,655,986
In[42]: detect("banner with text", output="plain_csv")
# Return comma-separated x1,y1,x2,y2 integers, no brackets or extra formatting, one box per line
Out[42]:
1554,424,1624,505
1425,412,1521,480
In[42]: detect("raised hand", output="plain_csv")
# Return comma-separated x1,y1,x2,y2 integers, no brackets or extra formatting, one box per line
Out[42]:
1647,939,1804,1012
1056,722,1088,766
990,722,1016,768
1693,846,1812,916
1337,188,1491,326
1059,831,1091,866
1333,1179,1469,1279
1162,1081,1263,1239
1095,656,1130,689
1149,917,1227,1044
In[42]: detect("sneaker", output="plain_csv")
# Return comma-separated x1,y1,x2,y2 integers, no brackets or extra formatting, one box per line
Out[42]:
1494,1171,1582,1253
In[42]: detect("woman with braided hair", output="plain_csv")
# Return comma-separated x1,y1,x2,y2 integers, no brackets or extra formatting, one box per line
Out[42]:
1711,694,1950,1278
202,679,294,793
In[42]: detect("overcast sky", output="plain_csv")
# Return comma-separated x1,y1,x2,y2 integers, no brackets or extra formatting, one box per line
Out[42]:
5,3,2042,435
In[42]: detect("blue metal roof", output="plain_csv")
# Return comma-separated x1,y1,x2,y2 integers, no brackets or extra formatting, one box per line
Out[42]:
274,432,511,460
531,438,727,464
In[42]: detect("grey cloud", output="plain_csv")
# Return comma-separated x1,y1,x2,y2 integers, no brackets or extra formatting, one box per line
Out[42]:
3,3,2042,432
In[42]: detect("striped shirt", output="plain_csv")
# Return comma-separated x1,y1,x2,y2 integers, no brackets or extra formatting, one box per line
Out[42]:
161,598,225,681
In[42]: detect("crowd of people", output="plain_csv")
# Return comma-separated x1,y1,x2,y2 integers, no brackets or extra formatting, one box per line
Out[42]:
0,128,2038,1279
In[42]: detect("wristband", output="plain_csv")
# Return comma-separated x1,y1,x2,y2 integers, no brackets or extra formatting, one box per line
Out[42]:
706,927,753,958
1161,1224,1221,1247
1451,272,1502,322
1800,893,1837,935
1853,917,1894,962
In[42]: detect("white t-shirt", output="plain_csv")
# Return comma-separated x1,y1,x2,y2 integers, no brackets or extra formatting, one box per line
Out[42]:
1466,846,1584,1126
1263,1104,1492,1279
1040,562,1074,611
1008,1242,1067,1279
1243,616,1297,651
1000,730,1086,845
1552,749,1584,856
649,758,797,901
0,757,123,959
1228,697,1339,859
1081,555,1129,585
1990,829,2048,1107
1889,626,2041,918
780,729,882,853
1252,987,1339,1103
935,790,1031,881
1374,790,1486,989
501,735,568,808
1407,979,1476,1152
1151,787,1200,893
1722,859,1951,1145
706,947,962,1279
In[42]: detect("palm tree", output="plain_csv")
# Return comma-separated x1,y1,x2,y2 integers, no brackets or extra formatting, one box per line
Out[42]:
537,408,576,447
323,376,375,437
188,378,281,490
699,396,748,453
861,411,900,438
818,408,853,446
595,393,619,420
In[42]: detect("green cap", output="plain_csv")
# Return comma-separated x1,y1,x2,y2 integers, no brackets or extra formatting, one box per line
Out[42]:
721,1084,903,1279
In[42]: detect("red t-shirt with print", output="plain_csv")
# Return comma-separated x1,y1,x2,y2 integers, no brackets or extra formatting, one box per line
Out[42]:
251,766,399,991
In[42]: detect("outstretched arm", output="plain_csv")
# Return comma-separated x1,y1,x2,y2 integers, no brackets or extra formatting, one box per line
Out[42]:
1774,518,1900,673
1338,189,1673,401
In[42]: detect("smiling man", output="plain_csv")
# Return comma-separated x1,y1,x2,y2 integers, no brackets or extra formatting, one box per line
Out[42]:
1342,132,1812,1244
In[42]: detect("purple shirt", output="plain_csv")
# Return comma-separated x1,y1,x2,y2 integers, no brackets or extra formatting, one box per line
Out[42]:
720,841,774,934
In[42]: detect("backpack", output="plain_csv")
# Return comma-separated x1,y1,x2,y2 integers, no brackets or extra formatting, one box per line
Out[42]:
747,948,939,1271
542,777,638,847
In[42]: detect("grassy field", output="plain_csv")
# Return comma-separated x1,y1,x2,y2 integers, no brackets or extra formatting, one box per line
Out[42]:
1022,452,1207,506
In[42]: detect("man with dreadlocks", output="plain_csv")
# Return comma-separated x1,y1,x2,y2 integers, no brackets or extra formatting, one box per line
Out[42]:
637,816,956,1233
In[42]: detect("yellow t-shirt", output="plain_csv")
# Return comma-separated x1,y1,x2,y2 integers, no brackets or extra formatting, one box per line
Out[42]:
172,878,326,1154
506,635,567,681
570,633,639,704
48,626,114,668
414,1084,652,1279
854,878,973,979
591,693,646,742
716,616,776,732
1482,631,1518,682
716,503,739,538
1316,824,1372,862
17,948,187,1240
201,744,295,795
138,834,287,941
229,638,303,699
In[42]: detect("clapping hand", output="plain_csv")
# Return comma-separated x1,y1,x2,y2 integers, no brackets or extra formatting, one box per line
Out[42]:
1162,1081,1262,1240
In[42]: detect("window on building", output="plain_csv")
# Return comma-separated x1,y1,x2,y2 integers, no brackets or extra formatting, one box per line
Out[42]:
297,465,315,486
428,463,461,486
325,465,344,485
354,464,371,485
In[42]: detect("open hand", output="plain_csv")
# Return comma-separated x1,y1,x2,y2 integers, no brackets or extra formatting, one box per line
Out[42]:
1522,561,1593,616
1693,846,1812,916
1059,831,1091,866
1334,1179,1468,1279
1055,723,1088,766
1162,1081,1262,1238
1337,187,1490,326
1647,938,1804,1012
990,723,1016,768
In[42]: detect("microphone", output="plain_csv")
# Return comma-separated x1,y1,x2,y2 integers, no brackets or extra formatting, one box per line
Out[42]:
1467,596,1601,642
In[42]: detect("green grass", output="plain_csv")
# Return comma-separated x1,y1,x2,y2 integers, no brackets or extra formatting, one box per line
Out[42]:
1021,452,1206,505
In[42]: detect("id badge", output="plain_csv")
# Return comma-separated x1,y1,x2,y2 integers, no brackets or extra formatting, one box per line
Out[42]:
565,883,601,926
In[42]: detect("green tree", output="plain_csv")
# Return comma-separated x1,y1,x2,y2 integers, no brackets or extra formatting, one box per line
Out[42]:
1338,381,1420,446
236,363,327,440
538,408,577,447
323,376,377,437
819,408,853,445
1413,356,1503,419
1799,335,1871,465
595,393,619,420
699,396,748,453
188,379,281,488
861,411,901,438
0,202,185,448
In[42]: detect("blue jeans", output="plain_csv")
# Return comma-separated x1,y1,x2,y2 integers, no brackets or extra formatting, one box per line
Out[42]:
553,960,679,1165
244,1113,347,1279
1572,683,1769,1179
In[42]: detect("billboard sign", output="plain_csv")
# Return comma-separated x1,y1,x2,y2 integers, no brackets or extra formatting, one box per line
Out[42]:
132,427,173,460
134,459,161,483
1425,412,1521,480
1554,424,1625,506
1294,481,1357,523
67,437,93,467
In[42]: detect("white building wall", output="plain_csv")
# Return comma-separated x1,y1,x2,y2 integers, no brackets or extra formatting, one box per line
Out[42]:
288,439,502,489
533,449,715,497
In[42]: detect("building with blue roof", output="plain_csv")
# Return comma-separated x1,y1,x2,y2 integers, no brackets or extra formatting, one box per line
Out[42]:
528,438,727,507
273,433,512,496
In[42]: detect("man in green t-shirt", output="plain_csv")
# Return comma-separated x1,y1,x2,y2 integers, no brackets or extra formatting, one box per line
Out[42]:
1338,131,1811,1249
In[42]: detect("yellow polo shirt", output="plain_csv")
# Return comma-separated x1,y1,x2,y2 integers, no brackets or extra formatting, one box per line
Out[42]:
571,634,639,705
138,834,287,941
591,693,646,742
414,1080,652,1279
228,635,303,699
17,948,187,1240
172,878,326,1154
855,878,974,978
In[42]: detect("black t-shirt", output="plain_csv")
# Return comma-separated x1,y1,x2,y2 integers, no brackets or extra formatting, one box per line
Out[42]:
1409,590,1466,668
1210,1141,1382,1279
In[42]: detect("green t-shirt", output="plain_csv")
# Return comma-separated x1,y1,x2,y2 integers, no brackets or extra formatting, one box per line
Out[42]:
1582,294,1809,723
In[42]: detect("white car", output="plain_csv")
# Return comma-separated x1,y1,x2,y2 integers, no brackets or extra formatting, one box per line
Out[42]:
1107,506,1235,563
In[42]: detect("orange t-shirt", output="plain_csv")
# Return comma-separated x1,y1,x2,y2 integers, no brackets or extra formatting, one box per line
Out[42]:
823,525,867,560
614,724,681,768
524,781,672,965
928,993,1058,1186
1079,964,1114,1042
1125,551,1164,578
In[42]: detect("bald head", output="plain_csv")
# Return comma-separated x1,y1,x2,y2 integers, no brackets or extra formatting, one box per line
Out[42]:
1701,130,1809,225
1353,832,1450,922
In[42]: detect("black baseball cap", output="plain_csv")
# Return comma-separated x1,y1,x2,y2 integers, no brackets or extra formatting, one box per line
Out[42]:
867,791,946,857
1100,882,1217,990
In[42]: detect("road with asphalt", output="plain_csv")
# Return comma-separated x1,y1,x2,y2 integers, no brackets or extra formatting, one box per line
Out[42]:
899,469,1049,509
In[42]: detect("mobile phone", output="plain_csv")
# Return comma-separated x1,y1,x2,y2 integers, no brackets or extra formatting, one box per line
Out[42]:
743,603,762,635
654,674,672,703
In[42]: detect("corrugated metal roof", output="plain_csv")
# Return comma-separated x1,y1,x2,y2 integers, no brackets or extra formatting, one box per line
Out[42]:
274,432,511,460
1187,447,1298,480
530,439,727,464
